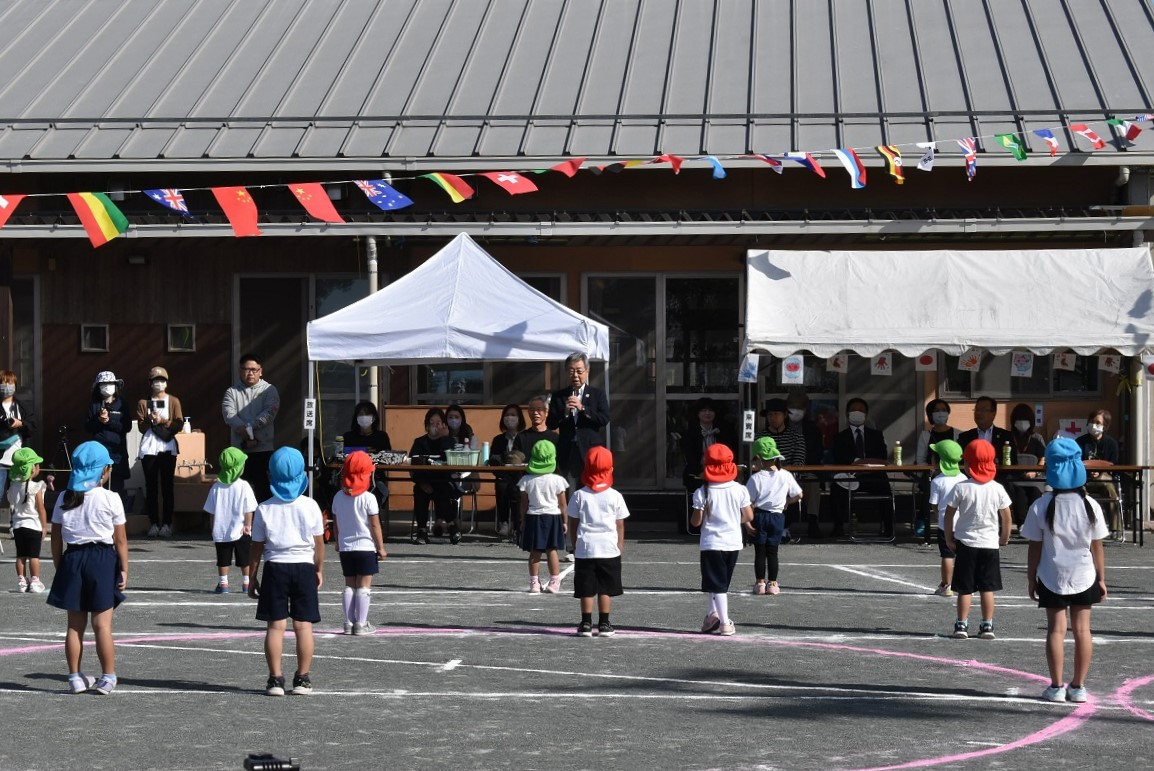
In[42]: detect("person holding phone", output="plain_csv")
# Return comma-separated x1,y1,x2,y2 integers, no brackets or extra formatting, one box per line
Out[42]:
135,366,183,538
86,371,132,499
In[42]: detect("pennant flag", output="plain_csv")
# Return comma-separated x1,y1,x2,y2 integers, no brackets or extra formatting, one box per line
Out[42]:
1070,123,1106,150
1053,352,1077,371
876,145,904,184
781,355,804,385
737,353,759,384
958,349,982,372
784,152,826,178
1098,354,1121,374
289,182,345,223
479,171,539,195
826,354,847,373
1011,352,1034,378
1133,113,1154,123
353,179,413,211
914,350,938,371
870,353,892,376
832,148,867,189
956,138,978,181
144,188,192,216
421,173,475,203
705,156,727,180
744,154,783,173
66,192,129,247
211,186,262,237
651,154,684,173
995,134,1028,161
915,142,935,171
549,158,586,177
1107,118,1142,142
0,193,26,230
1032,129,1060,157
591,160,644,174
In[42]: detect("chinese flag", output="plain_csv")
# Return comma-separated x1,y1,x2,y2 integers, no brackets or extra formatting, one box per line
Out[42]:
0,193,25,229
480,171,539,195
289,182,345,224
211,186,262,237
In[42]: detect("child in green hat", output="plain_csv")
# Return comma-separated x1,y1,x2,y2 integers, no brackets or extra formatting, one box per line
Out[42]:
745,437,802,596
516,440,569,594
8,446,47,593
203,446,259,594
928,439,966,597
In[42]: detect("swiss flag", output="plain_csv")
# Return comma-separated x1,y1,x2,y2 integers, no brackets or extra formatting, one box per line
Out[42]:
290,182,345,224
0,193,25,229
480,172,539,195
211,187,262,237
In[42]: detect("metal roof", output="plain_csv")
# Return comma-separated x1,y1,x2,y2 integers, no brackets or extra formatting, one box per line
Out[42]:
1,0,1152,173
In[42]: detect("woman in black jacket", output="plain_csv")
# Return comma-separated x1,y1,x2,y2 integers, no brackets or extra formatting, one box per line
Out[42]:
85,371,131,498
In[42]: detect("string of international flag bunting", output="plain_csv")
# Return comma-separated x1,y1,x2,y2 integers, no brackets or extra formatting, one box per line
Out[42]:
0,113,1150,248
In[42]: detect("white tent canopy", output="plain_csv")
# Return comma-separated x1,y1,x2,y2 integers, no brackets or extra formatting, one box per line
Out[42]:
744,247,1154,358
308,233,610,364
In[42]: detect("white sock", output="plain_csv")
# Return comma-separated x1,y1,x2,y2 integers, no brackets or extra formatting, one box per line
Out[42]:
712,592,729,623
342,587,355,623
355,588,371,625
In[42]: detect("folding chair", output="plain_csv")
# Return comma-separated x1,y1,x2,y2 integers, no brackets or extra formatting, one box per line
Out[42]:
845,473,896,544
1084,459,1126,542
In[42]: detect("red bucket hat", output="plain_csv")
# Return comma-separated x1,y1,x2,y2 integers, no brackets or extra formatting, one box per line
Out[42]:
582,446,614,492
342,450,375,497
702,443,737,483
963,439,997,484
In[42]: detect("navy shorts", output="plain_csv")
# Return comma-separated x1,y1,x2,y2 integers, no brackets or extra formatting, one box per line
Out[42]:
752,510,785,546
950,543,1002,595
13,527,44,559
936,530,956,559
573,556,623,598
256,562,321,623
215,535,252,568
700,550,740,593
46,543,125,613
1036,579,1102,609
520,515,565,552
339,550,380,577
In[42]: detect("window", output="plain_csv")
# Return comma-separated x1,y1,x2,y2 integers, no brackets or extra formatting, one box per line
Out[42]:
80,324,108,352
166,324,196,352
939,354,1099,397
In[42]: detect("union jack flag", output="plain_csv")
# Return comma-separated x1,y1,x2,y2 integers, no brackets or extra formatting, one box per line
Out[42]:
956,138,978,181
144,188,192,216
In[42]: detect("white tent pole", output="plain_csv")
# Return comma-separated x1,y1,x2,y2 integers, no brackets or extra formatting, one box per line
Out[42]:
307,361,316,498
603,357,611,450
366,235,380,407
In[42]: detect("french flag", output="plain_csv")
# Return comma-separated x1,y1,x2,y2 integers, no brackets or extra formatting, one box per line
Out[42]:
832,148,867,189
1032,129,1060,157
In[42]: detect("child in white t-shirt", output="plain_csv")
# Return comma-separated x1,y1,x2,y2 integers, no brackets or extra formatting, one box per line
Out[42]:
944,439,1011,640
8,447,48,593
202,447,258,594
1022,437,1109,704
331,451,387,635
745,437,801,596
517,441,569,594
691,443,753,636
566,447,629,637
927,439,966,597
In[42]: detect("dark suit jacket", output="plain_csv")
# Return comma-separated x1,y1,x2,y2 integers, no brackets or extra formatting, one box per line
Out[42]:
832,425,890,493
958,426,1017,479
681,422,738,489
546,384,610,469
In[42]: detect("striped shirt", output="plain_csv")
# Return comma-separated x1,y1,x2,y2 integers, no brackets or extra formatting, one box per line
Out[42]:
756,425,807,468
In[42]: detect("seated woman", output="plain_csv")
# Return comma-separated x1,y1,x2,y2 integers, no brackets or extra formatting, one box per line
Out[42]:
444,404,475,448
342,400,393,510
914,399,959,536
1008,402,1047,529
408,408,461,545
1076,408,1123,541
490,403,526,537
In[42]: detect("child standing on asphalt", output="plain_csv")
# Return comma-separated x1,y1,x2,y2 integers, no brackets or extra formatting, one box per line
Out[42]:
8,447,48,593
691,443,753,636
517,441,568,594
202,446,258,594
45,442,128,695
1022,437,1108,704
944,439,1012,640
331,450,387,635
745,437,801,596
928,440,966,597
248,447,324,696
566,446,629,637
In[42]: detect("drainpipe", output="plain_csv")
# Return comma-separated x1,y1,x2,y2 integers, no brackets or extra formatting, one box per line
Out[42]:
366,235,379,407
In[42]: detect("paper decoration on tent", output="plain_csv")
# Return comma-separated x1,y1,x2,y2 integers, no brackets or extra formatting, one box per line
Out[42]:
827,354,848,373
1011,352,1034,378
870,353,892,376
479,172,538,195
956,138,978,180
422,173,475,203
1053,352,1077,371
916,142,935,171
781,355,804,385
290,182,345,223
738,353,759,384
0,193,25,229
211,187,262,237
144,189,191,216
1070,124,1106,150
66,192,129,247
354,179,413,211
1099,354,1122,374
1142,355,1154,379
1033,129,1060,156
996,134,1028,161
876,146,904,184
958,349,982,372
914,350,938,371
832,148,867,189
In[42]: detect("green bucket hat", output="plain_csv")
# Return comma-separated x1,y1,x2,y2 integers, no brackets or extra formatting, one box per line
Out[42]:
527,440,557,475
9,447,43,482
929,439,963,477
753,436,785,462
217,446,248,485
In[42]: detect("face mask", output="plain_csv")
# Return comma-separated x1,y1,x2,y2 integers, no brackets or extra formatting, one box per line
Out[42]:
356,415,373,429
1014,420,1032,433
151,380,166,393
427,426,440,438
1088,423,1105,437
99,384,116,397
847,411,866,427
447,418,462,431
931,411,949,426
502,415,518,430
0,384,14,398
788,409,805,423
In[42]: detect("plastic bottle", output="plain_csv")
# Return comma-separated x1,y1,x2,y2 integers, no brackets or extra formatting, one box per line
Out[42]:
893,440,902,466
1002,441,1012,466
334,435,344,458
182,416,192,434
481,441,490,464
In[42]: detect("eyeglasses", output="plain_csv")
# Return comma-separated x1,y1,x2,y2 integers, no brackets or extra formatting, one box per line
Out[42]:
528,407,546,413
566,368,586,375
241,367,261,373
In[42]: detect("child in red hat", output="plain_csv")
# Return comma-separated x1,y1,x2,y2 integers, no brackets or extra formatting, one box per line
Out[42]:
566,446,630,637
331,450,387,635
690,443,753,636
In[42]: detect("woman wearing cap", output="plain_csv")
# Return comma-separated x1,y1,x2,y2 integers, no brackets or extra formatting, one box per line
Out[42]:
135,366,184,538
86,371,132,499
0,369,36,496
690,443,753,636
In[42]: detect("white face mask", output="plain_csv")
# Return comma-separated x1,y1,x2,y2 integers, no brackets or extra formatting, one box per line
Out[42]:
0,384,15,398
447,418,462,431
1014,420,1032,433
356,415,374,429
99,384,116,397
150,380,166,393
788,408,805,423
1088,423,1105,436
502,415,519,430
847,411,866,427
931,411,949,426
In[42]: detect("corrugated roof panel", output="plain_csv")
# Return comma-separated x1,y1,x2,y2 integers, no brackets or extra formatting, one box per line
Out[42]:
910,2,972,116
1109,2,1154,105
869,0,929,115
205,127,264,158
161,126,221,159
794,2,837,116
296,125,356,158
26,127,89,160
617,0,677,117
525,2,600,116
983,1,1058,113
444,0,529,116
521,121,571,156
429,123,483,157
569,122,616,156
1062,1,1147,105
0,126,46,161
487,0,563,115
383,123,439,157
476,122,529,157
830,0,883,117
946,3,1016,115
662,120,706,155
343,123,397,157
704,121,747,155
749,121,792,155
664,1,718,117
573,2,638,116
73,127,135,159
705,0,754,116
750,1,795,146
117,125,182,159
399,2,489,116
250,125,308,158
358,0,454,117
614,121,660,156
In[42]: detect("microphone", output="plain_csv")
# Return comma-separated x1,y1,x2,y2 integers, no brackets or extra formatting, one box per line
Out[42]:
570,387,579,418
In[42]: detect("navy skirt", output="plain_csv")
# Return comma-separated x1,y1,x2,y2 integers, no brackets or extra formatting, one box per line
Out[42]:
520,514,565,552
46,543,125,613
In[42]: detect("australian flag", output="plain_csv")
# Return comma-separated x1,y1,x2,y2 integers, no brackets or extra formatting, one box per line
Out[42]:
143,188,193,217
354,179,413,211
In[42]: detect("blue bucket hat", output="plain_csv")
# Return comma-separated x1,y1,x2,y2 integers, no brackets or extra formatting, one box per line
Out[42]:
1045,437,1087,490
68,441,112,491
268,446,308,501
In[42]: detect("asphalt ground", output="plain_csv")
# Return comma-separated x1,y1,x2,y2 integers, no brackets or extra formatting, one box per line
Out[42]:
1,524,1152,771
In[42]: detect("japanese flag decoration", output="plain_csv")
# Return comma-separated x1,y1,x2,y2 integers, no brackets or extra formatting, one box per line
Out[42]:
1098,354,1121,374
1142,355,1154,379
958,349,982,372
827,354,848,374
870,353,892,376
781,355,805,385
1053,352,1077,371
914,350,937,371
1011,352,1034,378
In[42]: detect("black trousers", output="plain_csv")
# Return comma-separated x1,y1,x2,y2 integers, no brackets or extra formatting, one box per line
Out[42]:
141,451,176,526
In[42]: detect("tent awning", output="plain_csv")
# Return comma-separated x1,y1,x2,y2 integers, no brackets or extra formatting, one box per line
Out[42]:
744,247,1154,358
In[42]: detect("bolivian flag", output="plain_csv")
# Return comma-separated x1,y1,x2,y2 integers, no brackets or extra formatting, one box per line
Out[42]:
67,192,129,247
421,173,474,204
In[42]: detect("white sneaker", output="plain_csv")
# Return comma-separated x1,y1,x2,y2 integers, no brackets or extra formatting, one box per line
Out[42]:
565,551,575,563
497,522,509,536
17,576,27,593
147,525,159,537
28,577,45,594
158,524,172,538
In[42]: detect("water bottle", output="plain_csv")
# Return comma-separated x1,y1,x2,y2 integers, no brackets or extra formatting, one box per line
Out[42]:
1002,441,1012,466
893,440,902,466
334,435,344,459
481,441,490,464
